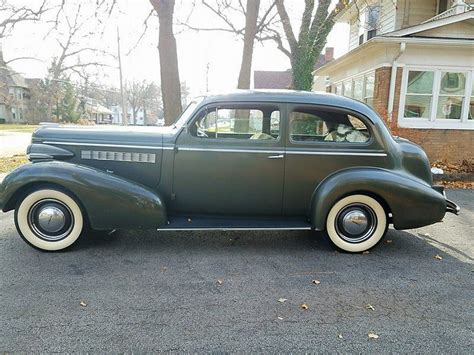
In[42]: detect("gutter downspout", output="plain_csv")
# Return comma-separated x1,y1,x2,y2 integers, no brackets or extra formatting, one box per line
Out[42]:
387,42,406,121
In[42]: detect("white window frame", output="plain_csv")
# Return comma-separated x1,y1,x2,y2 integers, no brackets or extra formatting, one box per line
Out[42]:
398,66,474,130
333,69,377,106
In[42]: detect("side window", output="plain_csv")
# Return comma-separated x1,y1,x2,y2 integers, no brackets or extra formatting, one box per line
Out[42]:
289,107,370,143
192,104,280,141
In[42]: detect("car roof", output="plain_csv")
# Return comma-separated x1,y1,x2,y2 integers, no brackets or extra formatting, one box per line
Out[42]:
197,89,378,123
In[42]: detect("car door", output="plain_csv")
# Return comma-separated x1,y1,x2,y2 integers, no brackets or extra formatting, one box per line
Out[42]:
283,104,390,216
171,102,285,216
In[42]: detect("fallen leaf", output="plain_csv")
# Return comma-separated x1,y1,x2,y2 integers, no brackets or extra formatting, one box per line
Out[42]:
362,251,370,255
434,254,443,260
217,279,223,285
312,279,321,285
338,334,343,339
366,304,375,311
385,239,392,244
278,298,287,303
301,303,309,310
277,316,284,320
368,332,379,339
161,267,168,272
80,301,87,307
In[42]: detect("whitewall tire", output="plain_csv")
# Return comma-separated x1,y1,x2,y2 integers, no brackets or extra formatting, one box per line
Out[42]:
14,188,84,251
326,194,387,253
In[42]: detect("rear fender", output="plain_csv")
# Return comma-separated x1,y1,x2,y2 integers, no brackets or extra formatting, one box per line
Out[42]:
310,167,446,231
0,161,167,230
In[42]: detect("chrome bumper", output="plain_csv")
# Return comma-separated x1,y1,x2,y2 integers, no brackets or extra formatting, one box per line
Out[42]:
432,185,461,215
446,199,460,215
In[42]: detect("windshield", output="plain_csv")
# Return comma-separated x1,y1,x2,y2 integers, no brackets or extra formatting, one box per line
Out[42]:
172,99,202,129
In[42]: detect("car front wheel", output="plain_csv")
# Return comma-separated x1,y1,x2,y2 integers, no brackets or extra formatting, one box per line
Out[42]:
14,188,84,251
326,194,388,253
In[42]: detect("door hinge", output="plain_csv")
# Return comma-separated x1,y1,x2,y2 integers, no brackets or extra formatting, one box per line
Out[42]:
174,146,179,153
171,193,176,200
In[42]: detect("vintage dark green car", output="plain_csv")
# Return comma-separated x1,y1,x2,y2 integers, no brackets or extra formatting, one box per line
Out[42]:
0,90,459,252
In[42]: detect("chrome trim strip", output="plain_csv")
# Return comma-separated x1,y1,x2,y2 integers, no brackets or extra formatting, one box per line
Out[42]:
157,227,312,231
179,147,285,154
286,150,387,157
81,150,156,163
43,141,162,150
43,141,387,157
178,146,387,156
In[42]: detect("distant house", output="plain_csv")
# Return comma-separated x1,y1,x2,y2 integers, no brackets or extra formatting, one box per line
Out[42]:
254,47,334,89
0,45,31,123
81,97,113,124
110,105,164,126
313,0,474,163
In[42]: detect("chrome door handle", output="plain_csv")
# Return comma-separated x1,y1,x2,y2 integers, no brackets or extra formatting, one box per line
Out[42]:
267,154,284,159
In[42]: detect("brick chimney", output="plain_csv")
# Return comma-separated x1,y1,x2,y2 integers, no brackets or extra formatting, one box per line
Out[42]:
324,47,334,62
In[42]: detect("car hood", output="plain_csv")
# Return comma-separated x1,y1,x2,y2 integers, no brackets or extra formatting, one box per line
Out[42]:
32,125,174,147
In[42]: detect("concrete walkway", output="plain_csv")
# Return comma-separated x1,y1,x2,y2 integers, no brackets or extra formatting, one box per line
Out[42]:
0,131,32,158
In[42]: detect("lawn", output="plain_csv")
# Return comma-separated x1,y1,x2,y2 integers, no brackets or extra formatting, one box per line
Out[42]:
0,124,39,132
0,155,28,173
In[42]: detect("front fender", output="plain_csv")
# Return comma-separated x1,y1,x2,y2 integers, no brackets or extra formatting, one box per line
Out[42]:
310,168,446,231
0,161,167,230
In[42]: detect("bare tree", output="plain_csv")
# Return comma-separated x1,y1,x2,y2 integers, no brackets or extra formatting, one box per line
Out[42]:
183,0,277,90
127,80,162,125
40,3,113,119
0,0,48,39
271,0,347,90
149,0,182,126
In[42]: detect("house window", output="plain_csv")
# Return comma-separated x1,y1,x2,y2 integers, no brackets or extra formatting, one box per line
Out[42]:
364,73,375,106
436,72,466,120
358,6,380,45
469,79,474,120
334,71,376,107
353,77,364,101
399,68,474,129
343,80,352,97
404,70,434,119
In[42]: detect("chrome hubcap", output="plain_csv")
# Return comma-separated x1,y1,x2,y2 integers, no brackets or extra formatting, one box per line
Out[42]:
28,199,74,241
342,210,368,235
37,206,66,233
335,203,377,244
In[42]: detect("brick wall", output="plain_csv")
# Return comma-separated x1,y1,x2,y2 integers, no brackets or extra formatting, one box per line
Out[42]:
372,67,473,163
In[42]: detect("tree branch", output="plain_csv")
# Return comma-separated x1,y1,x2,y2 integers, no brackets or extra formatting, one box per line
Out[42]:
275,0,297,54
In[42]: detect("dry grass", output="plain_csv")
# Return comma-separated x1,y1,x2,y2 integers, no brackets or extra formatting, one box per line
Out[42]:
0,124,39,132
0,155,28,173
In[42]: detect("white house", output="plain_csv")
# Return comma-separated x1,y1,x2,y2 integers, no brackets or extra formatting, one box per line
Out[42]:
110,105,146,125
313,0,474,163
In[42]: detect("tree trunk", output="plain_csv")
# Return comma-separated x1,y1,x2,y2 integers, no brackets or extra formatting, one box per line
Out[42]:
291,51,317,91
237,0,260,89
235,0,260,133
150,0,182,126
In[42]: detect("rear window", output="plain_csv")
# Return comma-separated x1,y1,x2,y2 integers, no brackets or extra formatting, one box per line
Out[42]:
289,107,370,143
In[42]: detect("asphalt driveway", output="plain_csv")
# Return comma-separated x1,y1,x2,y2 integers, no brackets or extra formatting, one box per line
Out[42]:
0,189,472,352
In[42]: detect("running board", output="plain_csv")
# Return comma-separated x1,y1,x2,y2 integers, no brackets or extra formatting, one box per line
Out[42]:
157,216,313,231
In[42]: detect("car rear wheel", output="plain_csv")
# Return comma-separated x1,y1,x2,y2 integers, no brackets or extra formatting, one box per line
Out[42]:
14,188,84,251
326,194,387,253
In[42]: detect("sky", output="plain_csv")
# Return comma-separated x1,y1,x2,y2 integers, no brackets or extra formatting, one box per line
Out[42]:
2,0,349,97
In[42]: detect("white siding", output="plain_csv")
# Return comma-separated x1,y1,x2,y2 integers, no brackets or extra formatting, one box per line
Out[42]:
416,22,474,39
379,0,397,34
349,18,359,51
395,0,438,30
